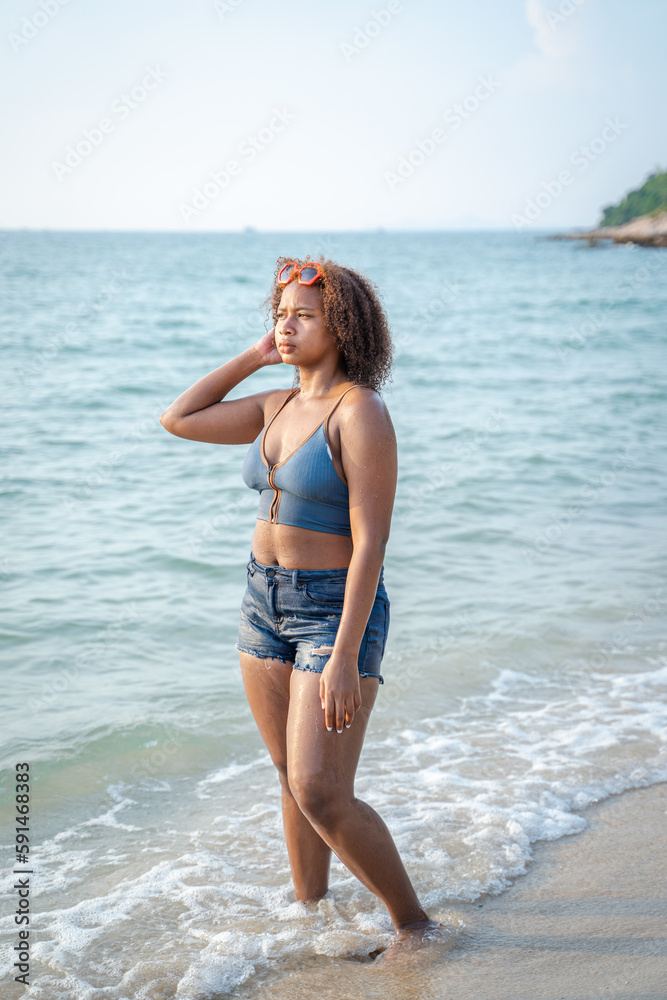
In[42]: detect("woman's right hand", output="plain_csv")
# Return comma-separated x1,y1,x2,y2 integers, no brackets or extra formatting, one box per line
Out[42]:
252,328,283,367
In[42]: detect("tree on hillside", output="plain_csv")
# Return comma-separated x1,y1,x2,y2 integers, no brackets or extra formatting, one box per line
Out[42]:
601,170,667,226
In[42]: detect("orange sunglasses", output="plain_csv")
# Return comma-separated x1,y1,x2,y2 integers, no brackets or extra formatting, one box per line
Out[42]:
277,261,324,286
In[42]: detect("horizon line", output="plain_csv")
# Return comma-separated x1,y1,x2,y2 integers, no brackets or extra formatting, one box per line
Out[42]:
0,225,590,235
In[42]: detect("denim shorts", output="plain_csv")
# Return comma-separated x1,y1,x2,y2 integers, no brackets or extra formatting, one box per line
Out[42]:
236,551,390,683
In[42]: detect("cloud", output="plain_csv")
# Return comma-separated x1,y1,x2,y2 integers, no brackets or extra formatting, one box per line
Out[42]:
525,0,581,60
506,0,592,94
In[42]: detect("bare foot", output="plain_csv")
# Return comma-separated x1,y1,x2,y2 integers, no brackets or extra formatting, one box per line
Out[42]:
374,920,452,964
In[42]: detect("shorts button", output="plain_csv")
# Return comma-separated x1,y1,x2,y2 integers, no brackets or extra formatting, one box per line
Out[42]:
266,568,275,577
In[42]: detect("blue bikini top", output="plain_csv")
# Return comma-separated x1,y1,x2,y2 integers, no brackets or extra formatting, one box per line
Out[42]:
241,384,365,536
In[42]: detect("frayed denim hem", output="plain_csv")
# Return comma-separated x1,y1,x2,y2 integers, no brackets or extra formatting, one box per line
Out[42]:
360,670,384,684
291,663,384,684
236,644,294,664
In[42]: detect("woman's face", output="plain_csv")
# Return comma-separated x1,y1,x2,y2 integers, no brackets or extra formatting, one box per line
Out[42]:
274,281,341,369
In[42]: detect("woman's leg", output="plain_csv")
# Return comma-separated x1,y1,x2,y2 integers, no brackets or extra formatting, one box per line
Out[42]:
239,651,332,901
286,669,429,931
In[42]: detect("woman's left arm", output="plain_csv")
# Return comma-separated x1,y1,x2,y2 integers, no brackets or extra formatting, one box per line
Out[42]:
320,389,397,733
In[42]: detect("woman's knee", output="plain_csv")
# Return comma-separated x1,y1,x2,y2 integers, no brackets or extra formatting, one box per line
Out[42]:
272,757,290,789
289,772,349,827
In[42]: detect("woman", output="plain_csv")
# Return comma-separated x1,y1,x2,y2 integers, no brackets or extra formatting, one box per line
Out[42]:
160,257,435,948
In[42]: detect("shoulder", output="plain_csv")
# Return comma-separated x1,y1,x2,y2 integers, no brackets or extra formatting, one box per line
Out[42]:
340,384,391,418
336,385,395,441
260,386,298,422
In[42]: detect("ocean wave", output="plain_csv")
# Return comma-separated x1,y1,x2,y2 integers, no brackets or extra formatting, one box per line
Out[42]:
1,662,665,998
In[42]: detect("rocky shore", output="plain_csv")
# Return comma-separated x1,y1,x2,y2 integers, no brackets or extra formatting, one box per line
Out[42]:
550,211,667,247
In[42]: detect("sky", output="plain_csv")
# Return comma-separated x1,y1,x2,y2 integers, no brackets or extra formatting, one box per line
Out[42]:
2,0,665,231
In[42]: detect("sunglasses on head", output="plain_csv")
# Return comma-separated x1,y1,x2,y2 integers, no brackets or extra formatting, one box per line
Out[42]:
277,261,324,286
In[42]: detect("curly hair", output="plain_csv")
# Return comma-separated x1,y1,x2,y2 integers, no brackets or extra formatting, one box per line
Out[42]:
263,257,394,393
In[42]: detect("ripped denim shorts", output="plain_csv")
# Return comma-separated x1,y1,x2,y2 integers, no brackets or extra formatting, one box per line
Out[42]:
236,551,389,683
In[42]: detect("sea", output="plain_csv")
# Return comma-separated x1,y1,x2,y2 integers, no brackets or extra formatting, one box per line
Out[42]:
1,230,666,999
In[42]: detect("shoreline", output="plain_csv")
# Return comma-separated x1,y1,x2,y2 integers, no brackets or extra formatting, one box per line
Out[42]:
243,782,667,1000
549,210,667,247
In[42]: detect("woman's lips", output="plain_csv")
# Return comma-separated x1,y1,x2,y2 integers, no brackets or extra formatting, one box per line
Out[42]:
278,342,296,352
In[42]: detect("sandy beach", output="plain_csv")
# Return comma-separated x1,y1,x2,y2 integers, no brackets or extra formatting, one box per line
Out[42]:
243,783,667,1000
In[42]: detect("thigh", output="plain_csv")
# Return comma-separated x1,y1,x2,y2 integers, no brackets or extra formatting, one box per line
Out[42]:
239,652,294,773
286,668,380,795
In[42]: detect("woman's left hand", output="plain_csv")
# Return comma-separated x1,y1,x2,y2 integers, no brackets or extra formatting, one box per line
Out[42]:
320,657,362,733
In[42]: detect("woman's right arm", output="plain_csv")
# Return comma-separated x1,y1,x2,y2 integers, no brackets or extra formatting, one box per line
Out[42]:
159,330,282,445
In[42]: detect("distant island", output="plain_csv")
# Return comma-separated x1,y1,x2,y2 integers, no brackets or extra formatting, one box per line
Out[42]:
551,169,667,247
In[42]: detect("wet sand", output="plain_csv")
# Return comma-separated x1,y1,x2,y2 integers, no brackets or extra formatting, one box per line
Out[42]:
241,782,667,1000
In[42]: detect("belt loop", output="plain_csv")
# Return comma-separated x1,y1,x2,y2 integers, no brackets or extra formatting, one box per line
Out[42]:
292,569,298,588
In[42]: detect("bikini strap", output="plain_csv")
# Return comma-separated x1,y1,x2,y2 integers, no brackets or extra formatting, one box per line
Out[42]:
266,383,364,438
260,387,300,464
264,386,300,428
323,384,367,436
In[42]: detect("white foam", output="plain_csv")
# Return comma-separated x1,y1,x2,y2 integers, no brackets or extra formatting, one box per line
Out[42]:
80,797,142,832
1,661,665,997
195,752,272,798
